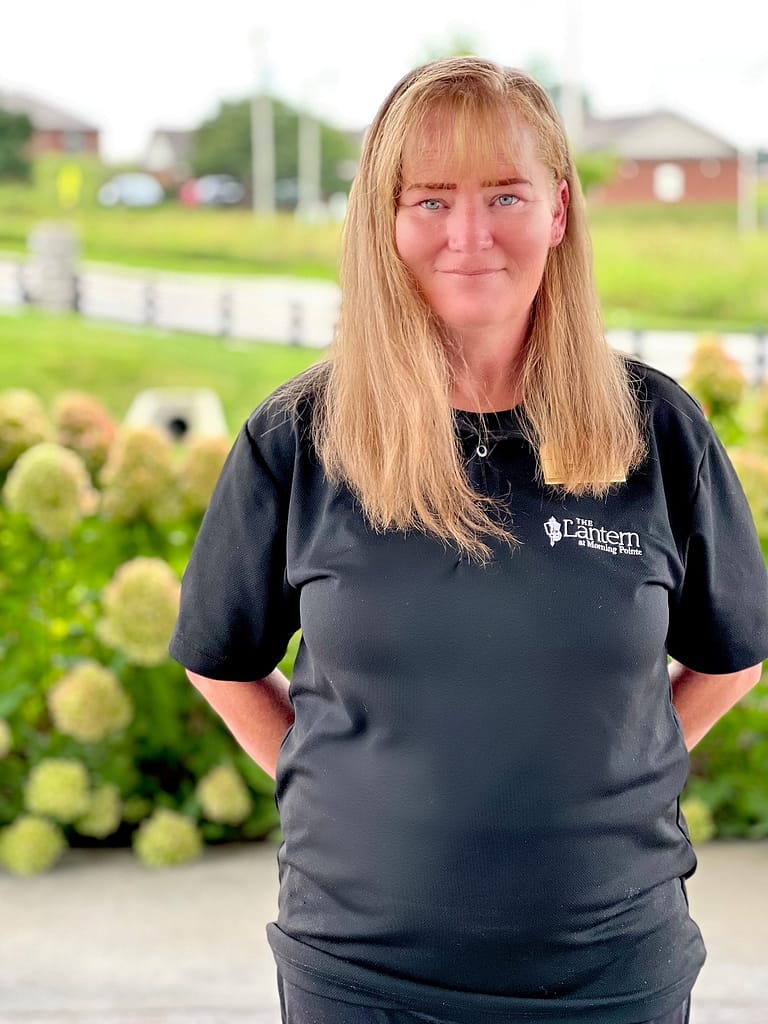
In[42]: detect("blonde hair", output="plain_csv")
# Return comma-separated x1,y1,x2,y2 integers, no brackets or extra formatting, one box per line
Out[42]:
282,56,646,560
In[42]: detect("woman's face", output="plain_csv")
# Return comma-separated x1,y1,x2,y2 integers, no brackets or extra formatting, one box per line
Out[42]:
395,113,568,343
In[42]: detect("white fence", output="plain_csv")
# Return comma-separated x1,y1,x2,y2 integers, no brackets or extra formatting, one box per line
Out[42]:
1,256,767,383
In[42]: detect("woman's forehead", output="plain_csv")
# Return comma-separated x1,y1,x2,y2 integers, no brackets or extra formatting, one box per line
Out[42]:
400,119,541,184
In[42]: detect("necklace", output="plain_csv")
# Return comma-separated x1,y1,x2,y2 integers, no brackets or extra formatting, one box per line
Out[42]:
455,410,492,459
475,418,489,459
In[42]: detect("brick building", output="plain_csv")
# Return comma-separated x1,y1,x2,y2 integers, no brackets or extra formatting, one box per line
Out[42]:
0,90,100,158
582,110,741,204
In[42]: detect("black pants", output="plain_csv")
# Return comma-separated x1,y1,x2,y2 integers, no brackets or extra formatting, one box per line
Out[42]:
278,975,691,1024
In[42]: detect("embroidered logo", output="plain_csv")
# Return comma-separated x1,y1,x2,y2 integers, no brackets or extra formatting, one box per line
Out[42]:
544,516,562,547
544,516,643,557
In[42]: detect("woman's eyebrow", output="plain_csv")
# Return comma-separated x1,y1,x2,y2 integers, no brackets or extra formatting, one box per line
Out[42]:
402,177,532,191
403,181,457,191
481,177,532,187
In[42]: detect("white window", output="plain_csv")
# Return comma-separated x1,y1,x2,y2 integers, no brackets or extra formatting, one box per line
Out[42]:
653,163,685,202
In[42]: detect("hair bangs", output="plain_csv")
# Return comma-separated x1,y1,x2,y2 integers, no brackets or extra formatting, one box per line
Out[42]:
400,95,540,190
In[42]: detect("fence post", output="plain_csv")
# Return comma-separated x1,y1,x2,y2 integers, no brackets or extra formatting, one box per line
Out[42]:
219,290,233,339
288,300,304,346
26,222,80,312
143,278,156,326
15,259,29,305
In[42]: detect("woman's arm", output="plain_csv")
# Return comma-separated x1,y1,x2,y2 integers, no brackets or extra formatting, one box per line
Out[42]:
669,659,764,751
186,669,294,780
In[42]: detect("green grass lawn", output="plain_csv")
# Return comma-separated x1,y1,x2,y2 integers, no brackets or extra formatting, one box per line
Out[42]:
0,204,342,281
0,308,321,433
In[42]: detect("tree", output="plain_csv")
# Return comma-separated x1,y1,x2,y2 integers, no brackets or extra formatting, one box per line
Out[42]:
0,110,33,181
416,32,481,63
191,97,359,204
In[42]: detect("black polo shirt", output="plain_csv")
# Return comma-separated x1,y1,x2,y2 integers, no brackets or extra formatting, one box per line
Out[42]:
170,361,768,1023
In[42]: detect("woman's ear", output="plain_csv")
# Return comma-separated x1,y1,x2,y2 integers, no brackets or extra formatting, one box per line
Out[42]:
549,180,569,247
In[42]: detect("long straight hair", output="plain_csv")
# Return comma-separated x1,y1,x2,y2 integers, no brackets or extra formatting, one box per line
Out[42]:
281,57,646,560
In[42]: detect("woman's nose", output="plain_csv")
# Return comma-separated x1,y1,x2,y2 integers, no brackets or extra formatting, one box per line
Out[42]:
446,204,493,253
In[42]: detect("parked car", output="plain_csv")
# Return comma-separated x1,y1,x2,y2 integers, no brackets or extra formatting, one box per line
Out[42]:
180,174,245,207
98,173,164,208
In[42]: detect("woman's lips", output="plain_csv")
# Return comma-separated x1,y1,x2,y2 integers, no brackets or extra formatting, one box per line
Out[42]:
439,268,504,276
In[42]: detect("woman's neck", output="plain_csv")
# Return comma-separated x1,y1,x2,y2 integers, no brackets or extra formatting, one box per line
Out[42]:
449,327,525,412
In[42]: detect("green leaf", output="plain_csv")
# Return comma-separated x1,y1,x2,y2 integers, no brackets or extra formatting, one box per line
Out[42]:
0,684,34,718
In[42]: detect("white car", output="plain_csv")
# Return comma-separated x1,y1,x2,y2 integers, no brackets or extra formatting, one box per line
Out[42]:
98,173,164,207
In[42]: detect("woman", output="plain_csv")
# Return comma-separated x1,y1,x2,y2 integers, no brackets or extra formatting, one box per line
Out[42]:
170,58,768,1024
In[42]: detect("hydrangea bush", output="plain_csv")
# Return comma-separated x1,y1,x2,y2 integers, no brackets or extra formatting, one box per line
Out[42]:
0,388,285,875
684,335,748,444
0,389,54,470
3,442,96,540
53,391,117,476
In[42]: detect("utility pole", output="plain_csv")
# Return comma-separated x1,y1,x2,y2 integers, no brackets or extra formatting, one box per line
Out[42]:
736,58,766,233
560,0,584,150
250,30,275,215
737,147,758,234
297,72,336,220
297,109,322,219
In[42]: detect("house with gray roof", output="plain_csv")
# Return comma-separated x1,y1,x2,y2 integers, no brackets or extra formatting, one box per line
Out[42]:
580,109,741,204
0,90,100,158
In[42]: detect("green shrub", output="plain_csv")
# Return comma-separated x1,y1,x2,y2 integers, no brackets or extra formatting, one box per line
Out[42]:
0,719,12,758
24,758,90,823
97,557,181,667
684,336,748,443
133,807,202,868
75,783,122,839
755,385,768,444
99,426,180,523
680,795,716,844
197,764,253,826
728,450,768,554
0,815,66,876
0,389,54,470
687,683,768,838
0,389,289,874
53,391,117,475
3,441,96,540
47,661,133,743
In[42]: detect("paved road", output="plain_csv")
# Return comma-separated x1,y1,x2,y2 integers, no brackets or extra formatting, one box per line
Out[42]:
0,841,765,1023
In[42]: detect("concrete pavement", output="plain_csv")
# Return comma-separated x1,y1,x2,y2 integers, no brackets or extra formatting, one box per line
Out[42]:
1,840,765,1023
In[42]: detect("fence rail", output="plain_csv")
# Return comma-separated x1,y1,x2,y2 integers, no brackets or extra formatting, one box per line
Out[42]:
1,257,766,383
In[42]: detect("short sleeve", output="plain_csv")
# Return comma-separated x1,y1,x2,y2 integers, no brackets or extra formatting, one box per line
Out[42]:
169,409,300,681
666,430,768,674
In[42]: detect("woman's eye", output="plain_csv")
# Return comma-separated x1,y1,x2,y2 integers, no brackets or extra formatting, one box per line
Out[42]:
419,199,444,210
495,194,519,207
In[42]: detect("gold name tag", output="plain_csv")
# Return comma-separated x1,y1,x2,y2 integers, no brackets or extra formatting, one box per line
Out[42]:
540,445,627,485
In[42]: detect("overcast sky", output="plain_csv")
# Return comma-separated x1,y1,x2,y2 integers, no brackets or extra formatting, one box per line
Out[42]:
2,0,766,162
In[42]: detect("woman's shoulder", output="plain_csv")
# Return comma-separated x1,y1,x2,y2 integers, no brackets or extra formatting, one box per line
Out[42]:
622,356,713,449
241,362,328,476
247,363,327,434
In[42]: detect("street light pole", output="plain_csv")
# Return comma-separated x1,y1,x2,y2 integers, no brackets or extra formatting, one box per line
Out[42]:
297,109,322,219
737,147,758,234
250,30,275,216
560,0,584,150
